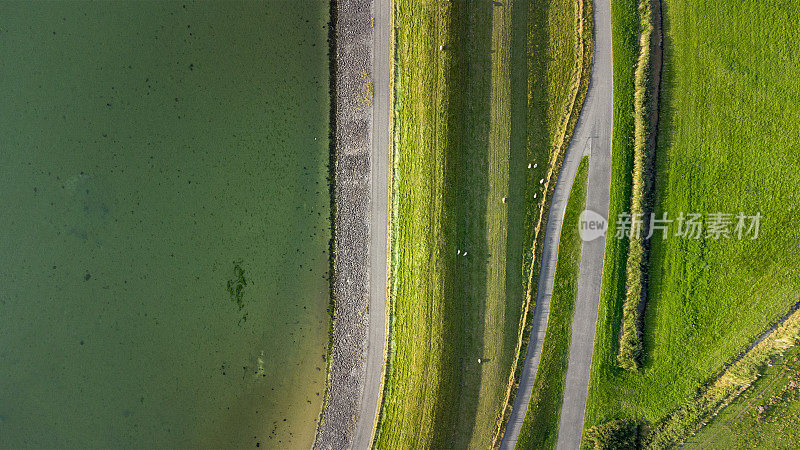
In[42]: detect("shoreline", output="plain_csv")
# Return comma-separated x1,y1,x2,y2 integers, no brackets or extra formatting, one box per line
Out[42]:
315,0,377,448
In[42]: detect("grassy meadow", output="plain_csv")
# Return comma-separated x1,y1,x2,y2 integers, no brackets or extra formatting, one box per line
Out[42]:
378,0,589,447
584,0,800,441
687,344,800,449
647,308,800,447
517,157,589,449
498,0,592,440
378,1,526,447
379,2,457,446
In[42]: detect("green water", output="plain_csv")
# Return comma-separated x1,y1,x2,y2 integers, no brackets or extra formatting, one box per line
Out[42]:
0,1,330,447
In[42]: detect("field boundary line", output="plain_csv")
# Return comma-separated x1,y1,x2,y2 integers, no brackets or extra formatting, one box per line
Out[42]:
698,364,790,447
646,300,800,448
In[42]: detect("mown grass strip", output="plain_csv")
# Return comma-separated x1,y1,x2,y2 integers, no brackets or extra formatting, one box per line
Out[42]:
379,1,530,446
381,0,595,446
617,0,656,372
373,3,397,444
376,2,456,446
516,157,589,449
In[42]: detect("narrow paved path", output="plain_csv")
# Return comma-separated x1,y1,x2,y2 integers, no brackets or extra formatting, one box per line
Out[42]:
352,0,391,448
315,1,389,448
501,128,591,450
501,0,613,446
556,0,613,445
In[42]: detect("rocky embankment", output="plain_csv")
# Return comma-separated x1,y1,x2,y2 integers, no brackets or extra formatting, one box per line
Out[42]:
315,0,374,448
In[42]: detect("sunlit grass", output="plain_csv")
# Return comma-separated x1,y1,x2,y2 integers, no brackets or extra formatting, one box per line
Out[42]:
585,0,800,439
377,0,590,447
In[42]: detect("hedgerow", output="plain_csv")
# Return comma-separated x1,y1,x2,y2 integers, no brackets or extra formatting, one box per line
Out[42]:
585,419,641,449
617,0,656,371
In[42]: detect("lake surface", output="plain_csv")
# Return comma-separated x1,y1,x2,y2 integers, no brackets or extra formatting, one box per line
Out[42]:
0,1,330,447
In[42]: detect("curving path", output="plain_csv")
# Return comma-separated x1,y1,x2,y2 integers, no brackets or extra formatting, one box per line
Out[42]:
555,0,613,444
500,0,613,446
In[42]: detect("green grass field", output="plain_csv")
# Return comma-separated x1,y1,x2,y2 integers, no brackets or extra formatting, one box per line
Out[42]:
645,308,800,447
497,0,591,441
378,1,528,447
687,345,800,449
584,0,800,440
379,3,458,446
517,157,588,449
378,0,588,447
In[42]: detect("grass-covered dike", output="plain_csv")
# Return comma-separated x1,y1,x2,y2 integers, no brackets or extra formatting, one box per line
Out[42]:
377,0,592,447
495,0,594,443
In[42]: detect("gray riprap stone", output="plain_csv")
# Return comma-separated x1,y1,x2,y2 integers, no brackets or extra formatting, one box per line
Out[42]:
314,0,373,449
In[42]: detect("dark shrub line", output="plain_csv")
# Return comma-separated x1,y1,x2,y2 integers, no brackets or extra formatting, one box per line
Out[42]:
585,418,642,449
617,0,661,371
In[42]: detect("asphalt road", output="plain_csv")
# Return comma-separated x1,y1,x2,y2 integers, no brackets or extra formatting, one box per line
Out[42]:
500,0,613,446
351,1,391,448
500,121,591,450
555,0,614,445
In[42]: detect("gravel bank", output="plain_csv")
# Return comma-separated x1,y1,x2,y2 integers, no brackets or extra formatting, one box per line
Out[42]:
315,0,374,448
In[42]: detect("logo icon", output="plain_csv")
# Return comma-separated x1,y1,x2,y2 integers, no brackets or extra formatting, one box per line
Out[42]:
579,209,607,242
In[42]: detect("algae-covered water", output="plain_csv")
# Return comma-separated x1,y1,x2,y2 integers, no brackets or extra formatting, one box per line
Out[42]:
0,1,330,447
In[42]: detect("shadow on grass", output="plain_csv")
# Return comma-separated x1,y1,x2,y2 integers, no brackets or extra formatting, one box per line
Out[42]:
504,0,529,426
640,0,676,370
430,1,493,446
